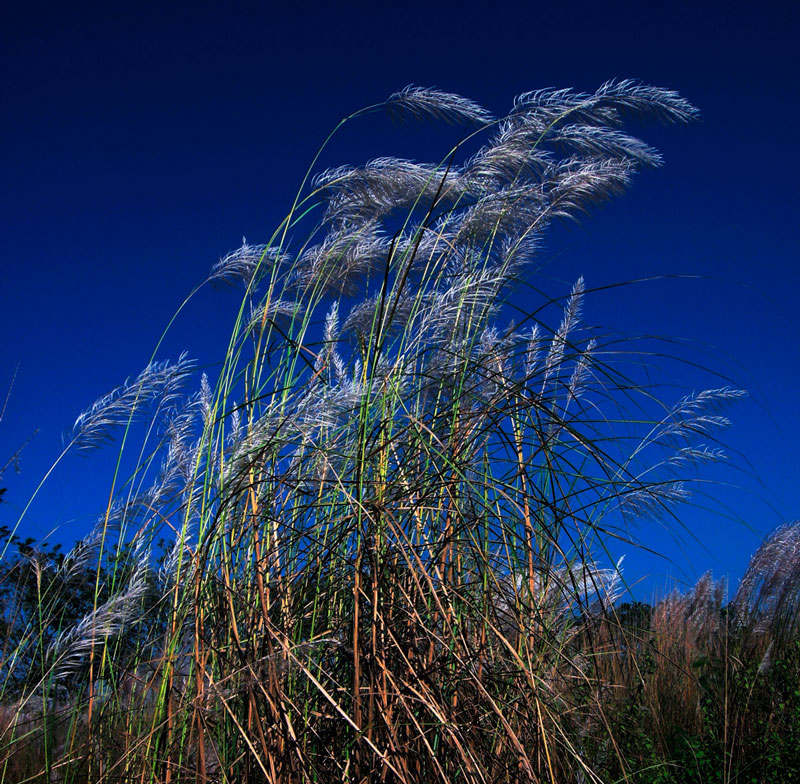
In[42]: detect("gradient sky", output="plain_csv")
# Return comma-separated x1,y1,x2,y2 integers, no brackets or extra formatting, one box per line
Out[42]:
2,0,798,600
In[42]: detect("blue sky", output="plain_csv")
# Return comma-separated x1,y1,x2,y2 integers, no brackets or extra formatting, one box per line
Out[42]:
2,0,798,599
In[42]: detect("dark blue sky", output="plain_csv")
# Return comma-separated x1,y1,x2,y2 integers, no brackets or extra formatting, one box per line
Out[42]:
2,0,798,599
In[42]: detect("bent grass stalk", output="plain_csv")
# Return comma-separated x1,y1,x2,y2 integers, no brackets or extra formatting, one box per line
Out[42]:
2,83,780,783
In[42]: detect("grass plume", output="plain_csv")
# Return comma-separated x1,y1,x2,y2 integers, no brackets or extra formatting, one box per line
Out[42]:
1,82,793,784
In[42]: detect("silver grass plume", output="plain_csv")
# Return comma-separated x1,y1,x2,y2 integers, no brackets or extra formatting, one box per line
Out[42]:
664,445,728,469
386,85,495,126
758,639,775,674
543,276,585,389
562,337,597,410
59,522,108,582
198,371,213,428
294,218,390,295
453,183,547,244
342,291,416,342
315,300,344,379
464,126,553,187
246,298,300,336
731,521,800,637
46,552,150,680
657,387,747,443
512,81,698,127
592,79,700,123
546,157,635,219
463,83,686,192
394,222,451,272
209,240,286,288
70,353,195,452
548,125,661,167
524,323,543,378
474,326,516,400
227,403,242,446
149,399,205,509
456,82,695,243
412,265,506,346
314,158,470,224
615,387,745,520
9,84,728,776
618,481,692,519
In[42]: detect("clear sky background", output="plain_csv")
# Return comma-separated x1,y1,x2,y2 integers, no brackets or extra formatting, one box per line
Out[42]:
2,0,798,600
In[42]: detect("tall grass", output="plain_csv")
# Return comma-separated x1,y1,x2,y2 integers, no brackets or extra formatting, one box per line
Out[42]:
583,522,800,783
2,82,794,783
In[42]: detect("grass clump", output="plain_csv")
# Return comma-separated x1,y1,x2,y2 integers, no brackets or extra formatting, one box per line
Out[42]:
1,82,796,783
584,523,800,783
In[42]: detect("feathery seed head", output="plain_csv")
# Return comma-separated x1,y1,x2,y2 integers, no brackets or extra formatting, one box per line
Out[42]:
732,521,800,635
210,240,285,288
386,85,495,126
69,353,195,452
